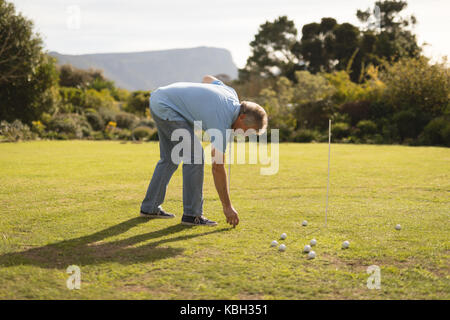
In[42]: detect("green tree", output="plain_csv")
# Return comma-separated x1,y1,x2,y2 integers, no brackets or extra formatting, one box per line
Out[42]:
299,18,364,82
357,0,417,33
325,67,385,106
299,18,338,74
357,1,420,63
293,71,336,130
112,88,131,102
259,77,297,141
239,16,302,81
58,64,125,100
382,57,449,117
333,23,361,73
125,91,150,116
293,71,335,105
299,1,420,82
0,0,59,124
381,57,450,141
58,64,98,88
58,87,116,113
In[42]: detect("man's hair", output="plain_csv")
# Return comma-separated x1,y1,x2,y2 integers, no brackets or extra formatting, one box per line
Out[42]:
240,101,268,135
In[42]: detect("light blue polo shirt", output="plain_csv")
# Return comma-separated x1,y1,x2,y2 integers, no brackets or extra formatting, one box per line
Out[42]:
150,80,241,153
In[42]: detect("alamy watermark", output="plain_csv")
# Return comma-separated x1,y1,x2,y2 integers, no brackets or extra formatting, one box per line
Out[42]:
374,5,381,32
66,265,81,290
66,5,81,30
170,121,279,175
366,265,381,290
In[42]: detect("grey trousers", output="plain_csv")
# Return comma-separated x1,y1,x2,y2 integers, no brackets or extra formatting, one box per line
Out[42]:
140,110,204,217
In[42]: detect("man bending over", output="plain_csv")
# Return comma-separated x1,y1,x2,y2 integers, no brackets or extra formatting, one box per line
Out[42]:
140,75,268,227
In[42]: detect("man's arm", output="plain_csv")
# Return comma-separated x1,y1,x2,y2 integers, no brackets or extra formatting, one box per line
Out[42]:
211,147,239,227
202,75,219,84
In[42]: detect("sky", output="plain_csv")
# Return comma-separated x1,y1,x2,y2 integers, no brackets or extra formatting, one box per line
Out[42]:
10,0,450,68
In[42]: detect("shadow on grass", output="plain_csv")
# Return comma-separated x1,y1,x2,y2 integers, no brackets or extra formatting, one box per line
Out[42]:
0,217,229,269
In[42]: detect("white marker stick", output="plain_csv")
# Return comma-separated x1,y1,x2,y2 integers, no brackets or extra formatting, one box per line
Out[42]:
325,119,331,227
228,133,232,194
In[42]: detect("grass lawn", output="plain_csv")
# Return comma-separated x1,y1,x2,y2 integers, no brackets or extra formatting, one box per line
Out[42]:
0,140,449,299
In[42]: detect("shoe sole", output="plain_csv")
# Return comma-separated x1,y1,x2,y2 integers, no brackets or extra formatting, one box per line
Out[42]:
140,212,175,219
181,221,218,227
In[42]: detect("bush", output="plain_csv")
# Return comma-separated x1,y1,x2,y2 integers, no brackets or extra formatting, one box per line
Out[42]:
342,135,360,144
419,117,450,147
115,112,138,129
369,101,393,121
58,102,75,114
290,129,317,142
86,112,105,131
56,133,69,140
0,120,34,142
372,134,385,145
339,101,371,125
40,112,53,126
49,115,78,137
84,89,115,110
356,120,377,137
84,108,97,114
116,128,132,140
331,122,350,139
48,114,91,139
31,120,46,137
59,87,85,111
125,91,150,115
132,126,156,141
112,88,131,102
136,118,155,129
59,64,104,88
382,57,450,117
92,131,105,140
44,131,59,140
259,77,297,142
392,110,428,141
293,71,335,104
325,70,384,105
81,126,92,138
88,77,116,93
379,119,400,144
98,107,117,124
295,100,332,131
149,130,159,141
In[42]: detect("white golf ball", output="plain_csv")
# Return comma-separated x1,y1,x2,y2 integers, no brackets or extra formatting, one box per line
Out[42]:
310,239,317,246
342,240,350,249
303,244,311,253
395,224,401,231
302,220,308,226
280,233,287,240
271,240,278,247
307,251,316,259
279,244,286,252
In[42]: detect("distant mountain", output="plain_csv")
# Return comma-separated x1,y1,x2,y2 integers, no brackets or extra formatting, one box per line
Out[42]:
50,47,238,91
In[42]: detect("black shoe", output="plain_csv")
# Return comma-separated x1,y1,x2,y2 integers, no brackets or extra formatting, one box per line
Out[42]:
140,208,175,219
181,215,218,226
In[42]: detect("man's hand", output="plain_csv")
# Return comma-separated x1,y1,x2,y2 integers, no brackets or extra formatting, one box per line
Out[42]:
223,205,239,227
211,147,239,228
